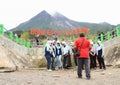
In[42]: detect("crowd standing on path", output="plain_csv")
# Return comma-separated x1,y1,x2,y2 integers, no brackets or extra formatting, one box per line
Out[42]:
44,33,106,80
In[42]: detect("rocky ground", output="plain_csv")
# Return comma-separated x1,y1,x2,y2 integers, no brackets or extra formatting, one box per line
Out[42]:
0,66,120,85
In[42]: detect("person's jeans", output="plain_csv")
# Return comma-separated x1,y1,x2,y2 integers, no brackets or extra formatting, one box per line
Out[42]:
45,55,51,70
77,58,91,78
51,57,56,70
57,55,62,68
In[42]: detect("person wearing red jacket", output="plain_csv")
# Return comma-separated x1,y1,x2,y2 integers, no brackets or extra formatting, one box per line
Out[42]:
74,33,91,80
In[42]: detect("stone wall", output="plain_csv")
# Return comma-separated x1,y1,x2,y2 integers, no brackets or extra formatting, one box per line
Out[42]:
0,35,44,69
104,37,120,66
0,35,44,58
0,35,28,56
104,37,120,48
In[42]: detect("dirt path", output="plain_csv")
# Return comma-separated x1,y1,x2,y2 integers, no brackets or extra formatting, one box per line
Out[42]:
0,67,120,85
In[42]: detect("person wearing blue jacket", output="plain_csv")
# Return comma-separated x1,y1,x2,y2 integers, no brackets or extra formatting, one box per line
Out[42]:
56,41,63,69
44,40,54,71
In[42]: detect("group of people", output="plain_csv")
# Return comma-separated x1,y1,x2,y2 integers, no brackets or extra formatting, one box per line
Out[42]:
44,33,106,80
89,40,106,70
44,38,72,71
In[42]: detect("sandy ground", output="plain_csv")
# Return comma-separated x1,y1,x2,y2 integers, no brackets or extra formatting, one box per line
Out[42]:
0,67,120,85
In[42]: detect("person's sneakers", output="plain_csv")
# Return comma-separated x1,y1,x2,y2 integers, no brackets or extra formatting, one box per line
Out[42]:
52,68,55,70
86,77,91,80
103,68,106,70
58,67,62,70
47,69,52,72
78,76,82,79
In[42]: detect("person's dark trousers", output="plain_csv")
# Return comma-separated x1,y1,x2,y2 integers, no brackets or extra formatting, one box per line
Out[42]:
45,55,52,70
97,57,106,69
77,58,91,78
93,56,97,68
74,54,77,66
67,54,72,67
90,55,96,69
90,56,94,69
63,55,69,69
51,57,56,70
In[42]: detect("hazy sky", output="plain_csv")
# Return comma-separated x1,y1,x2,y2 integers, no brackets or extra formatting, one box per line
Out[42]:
0,0,120,30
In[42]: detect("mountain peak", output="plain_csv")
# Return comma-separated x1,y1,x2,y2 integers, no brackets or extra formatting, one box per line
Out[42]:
53,12,68,21
31,10,52,20
99,22,111,25
54,12,63,17
40,10,49,15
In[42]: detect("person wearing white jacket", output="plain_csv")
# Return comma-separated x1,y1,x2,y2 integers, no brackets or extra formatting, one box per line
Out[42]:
96,40,106,70
62,41,72,69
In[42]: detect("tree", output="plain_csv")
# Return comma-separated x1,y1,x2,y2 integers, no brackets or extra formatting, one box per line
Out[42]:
21,31,29,40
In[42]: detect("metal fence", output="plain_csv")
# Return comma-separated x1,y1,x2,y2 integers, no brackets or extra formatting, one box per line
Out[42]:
95,26,120,43
0,24,31,48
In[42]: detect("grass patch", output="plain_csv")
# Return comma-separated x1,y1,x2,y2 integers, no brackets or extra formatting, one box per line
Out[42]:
32,57,47,68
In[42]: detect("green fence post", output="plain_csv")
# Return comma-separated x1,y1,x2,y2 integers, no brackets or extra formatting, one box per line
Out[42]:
107,32,111,40
1,25,4,35
0,25,2,35
100,34,104,42
43,41,46,47
19,37,23,45
117,26,120,36
0,24,4,35
116,27,120,37
15,35,19,43
9,31,13,40
26,41,31,48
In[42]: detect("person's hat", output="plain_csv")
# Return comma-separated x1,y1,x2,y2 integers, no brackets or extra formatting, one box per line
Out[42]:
97,40,101,44
47,40,52,45
56,40,60,44
89,40,93,45
52,40,56,43
62,41,66,45
70,42,74,46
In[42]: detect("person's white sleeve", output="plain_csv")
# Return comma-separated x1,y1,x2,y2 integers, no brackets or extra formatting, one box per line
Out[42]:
46,46,49,52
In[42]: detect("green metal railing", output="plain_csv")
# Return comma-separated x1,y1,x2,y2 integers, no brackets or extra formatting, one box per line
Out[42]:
0,24,31,48
0,24,4,35
95,26,120,43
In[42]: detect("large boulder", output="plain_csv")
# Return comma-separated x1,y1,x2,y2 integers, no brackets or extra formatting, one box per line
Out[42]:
104,37,120,67
0,45,33,70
